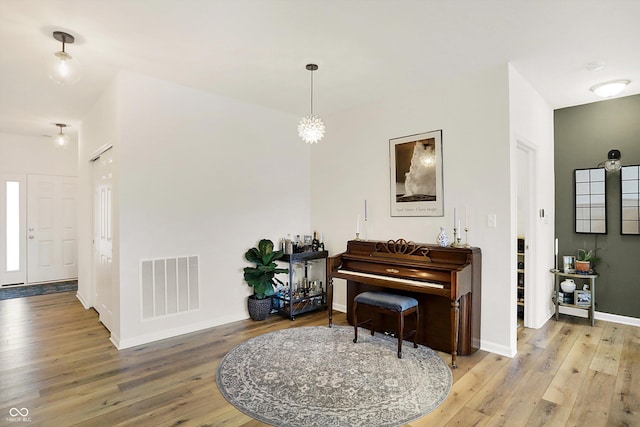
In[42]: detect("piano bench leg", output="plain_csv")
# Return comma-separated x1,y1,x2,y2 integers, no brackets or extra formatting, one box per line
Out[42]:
353,300,378,343
353,319,374,343
397,305,419,359
353,300,358,343
353,298,419,360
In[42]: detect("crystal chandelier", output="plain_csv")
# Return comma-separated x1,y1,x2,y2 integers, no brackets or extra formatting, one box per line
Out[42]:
298,64,325,144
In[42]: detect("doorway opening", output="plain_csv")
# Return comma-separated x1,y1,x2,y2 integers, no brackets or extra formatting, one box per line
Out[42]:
516,140,538,333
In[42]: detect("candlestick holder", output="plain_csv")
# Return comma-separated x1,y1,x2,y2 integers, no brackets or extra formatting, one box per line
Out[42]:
464,227,471,248
451,228,463,247
355,232,360,241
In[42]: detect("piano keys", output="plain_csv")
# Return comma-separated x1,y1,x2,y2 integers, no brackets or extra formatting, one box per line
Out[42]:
327,239,481,368
336,269,445,289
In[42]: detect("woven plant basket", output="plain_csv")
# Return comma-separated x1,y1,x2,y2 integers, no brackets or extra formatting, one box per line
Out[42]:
248,295,272,321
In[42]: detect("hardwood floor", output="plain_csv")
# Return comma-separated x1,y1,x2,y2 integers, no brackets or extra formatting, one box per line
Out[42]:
1,292,638,426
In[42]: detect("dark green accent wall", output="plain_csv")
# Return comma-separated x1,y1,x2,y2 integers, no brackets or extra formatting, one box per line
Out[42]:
554,94,640,319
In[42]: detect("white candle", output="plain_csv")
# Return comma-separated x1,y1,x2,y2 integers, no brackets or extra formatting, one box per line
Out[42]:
555,238,558,256
465,207,468,228
457,220,461,232
364,200,368,221
454,208,457,228
356,215,360,234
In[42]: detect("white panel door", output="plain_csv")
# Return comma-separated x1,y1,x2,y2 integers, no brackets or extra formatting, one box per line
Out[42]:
1,173,26,286
93,149,114,331
27,175,78,283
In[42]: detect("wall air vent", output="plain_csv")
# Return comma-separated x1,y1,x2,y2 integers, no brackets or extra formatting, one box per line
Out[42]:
140,255,199,319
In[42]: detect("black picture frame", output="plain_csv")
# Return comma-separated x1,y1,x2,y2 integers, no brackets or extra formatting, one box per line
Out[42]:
621,165,640,235
574,167,607,234
389,130,443,217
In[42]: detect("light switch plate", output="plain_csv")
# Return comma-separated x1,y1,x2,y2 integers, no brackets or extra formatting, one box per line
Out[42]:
488,214,497,228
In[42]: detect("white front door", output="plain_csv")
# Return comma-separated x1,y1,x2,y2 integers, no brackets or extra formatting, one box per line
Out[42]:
1,174,26,286
26,175,78,283
93,149,114,331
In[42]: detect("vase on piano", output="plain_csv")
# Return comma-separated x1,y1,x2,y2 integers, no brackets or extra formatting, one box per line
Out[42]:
436,227,449,247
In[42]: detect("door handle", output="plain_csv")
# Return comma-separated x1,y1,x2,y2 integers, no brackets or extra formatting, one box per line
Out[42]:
28,235,34,239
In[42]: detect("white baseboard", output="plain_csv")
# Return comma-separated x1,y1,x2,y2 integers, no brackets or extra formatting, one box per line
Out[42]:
113,312,248,350
556,306,639,327
480,341,517,358
332,303,347,313
75,292,91,309
595,311,640,327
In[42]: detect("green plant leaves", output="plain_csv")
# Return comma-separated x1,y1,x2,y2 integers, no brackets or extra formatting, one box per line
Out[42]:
243,239,288,300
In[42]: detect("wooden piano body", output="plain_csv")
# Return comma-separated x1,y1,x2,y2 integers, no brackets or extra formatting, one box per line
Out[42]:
327,239,481,367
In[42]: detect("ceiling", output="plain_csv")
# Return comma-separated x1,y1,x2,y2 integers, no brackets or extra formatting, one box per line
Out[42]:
1,0,639,141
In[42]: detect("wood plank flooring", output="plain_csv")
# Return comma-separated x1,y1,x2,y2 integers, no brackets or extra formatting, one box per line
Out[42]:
0,292,638,426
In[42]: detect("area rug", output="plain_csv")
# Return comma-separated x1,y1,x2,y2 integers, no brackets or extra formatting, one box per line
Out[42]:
0,280,78,300
216,326,452,427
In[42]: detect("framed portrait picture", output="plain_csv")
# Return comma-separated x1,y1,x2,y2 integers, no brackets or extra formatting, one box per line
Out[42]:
574,290,591,306
389,130,443,217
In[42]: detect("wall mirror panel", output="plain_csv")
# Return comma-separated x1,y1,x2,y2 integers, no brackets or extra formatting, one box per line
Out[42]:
575,168,607,234
621,165,640,235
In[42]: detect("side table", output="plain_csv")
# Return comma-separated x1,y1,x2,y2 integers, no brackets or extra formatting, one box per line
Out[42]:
550,269,598,326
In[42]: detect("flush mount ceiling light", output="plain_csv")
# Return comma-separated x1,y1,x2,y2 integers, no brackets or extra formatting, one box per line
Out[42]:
590,80,630,98
297,64,325,144
54,123,70,148
47,31,82,85
599,149,622,172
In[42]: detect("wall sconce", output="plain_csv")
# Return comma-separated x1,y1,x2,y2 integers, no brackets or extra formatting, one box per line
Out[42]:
47,31,82,85
598,149,622,172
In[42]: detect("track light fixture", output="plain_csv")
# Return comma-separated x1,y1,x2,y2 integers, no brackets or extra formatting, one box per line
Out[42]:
298,64,325,144
47,31,82,85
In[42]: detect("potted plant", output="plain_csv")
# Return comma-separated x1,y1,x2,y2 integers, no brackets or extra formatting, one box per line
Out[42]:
576,248,599,273
243,239,288,320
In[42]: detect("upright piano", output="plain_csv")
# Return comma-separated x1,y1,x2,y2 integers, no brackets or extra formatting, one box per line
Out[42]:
327,239,481,368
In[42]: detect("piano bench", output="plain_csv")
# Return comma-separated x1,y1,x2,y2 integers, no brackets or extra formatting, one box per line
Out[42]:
352,291,419,358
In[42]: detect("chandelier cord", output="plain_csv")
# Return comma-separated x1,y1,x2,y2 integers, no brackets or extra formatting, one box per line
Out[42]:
310,69,314,115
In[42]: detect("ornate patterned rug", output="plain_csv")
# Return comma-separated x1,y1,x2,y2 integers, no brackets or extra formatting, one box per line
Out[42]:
216,326,452,427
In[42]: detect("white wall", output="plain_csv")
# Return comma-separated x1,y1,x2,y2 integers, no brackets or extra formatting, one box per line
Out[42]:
74,64,553,356
508,64,556,331
77,76,120,329
81,71,311,348
311,65,515,356
0,132,77,175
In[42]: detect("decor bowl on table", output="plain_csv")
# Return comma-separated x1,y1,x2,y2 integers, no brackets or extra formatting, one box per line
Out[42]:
216,326,452,427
